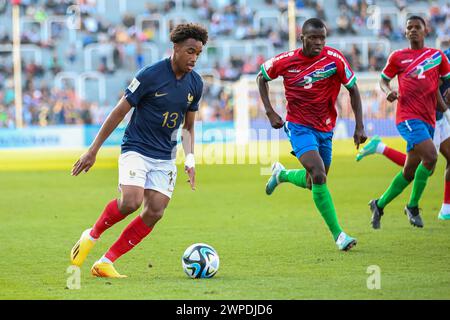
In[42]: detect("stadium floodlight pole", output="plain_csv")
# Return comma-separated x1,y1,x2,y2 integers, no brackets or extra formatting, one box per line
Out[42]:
288,0,296,51
12,0,23,128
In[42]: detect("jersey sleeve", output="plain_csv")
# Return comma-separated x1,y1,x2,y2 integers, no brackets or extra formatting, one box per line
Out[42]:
124,67,154,107
188,78,203,112
260,52,289,81
334,52,357,89
439,50,450,81
381,51,399,81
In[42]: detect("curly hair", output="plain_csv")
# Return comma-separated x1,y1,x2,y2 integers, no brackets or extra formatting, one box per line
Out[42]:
170,23,208,45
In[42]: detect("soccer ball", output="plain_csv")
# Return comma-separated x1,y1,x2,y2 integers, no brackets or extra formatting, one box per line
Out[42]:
182,243,219,279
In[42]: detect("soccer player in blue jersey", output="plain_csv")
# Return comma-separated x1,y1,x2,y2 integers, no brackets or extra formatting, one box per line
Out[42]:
69,23,208,278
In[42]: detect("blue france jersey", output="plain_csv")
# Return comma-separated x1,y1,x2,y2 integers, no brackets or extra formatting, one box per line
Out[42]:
437,49,450,121
122,58,203,160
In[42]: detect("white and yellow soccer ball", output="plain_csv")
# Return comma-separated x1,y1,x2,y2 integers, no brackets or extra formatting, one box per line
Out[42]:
182,243,219,279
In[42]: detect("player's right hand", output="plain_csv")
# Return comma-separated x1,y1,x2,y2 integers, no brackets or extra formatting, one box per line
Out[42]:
386,91,399,102
266,111,284,129
71,150,96,176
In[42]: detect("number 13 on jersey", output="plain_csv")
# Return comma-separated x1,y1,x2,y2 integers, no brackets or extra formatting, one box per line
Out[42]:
162,112,179,128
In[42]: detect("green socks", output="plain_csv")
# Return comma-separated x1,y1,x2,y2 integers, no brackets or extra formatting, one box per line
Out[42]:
279,169,308,189
377,171,411,209
312,183,343,241
278,172,342,240
408,163,432,208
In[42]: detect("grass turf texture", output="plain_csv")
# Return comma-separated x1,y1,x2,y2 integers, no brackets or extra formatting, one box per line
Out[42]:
1,138,449,299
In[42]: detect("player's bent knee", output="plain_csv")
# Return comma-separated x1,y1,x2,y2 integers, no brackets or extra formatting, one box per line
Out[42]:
310,171,327,185
422,153,438,170
141,209,164,225
118,200,142,215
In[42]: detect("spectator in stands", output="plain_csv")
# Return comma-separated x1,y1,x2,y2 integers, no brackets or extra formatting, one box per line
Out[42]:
162,0,176,13
0,103,8,127
144,2,159,15
316,3,327,22
341,44,362,71
66,44,77,65
337,6,356,34
0,0,7,15
48,51,62,75
24,59,45,78
80,101,93,125
368,44,388,71
379,16,402,41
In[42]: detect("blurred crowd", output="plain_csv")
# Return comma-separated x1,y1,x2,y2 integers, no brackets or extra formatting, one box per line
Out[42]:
0,77,104,128
0,0,448,127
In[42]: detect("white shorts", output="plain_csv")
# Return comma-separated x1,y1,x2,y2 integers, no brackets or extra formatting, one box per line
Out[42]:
118,151,177,198
434,117,450,151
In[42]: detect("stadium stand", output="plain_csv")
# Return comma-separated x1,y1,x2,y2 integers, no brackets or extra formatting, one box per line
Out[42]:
0,0,448,128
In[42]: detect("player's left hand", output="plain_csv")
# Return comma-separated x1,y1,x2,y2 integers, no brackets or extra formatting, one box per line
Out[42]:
185,166,196,191
353,127,367,150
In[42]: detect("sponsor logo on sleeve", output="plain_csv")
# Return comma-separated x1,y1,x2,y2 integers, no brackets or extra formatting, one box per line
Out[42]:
127,78,140,93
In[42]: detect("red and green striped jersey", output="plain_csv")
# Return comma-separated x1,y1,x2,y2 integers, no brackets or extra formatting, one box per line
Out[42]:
260,46,356,132
381,47,450,127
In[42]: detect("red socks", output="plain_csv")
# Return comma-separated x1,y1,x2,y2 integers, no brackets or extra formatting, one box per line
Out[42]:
105,215,153,263
383,146,407,167
444,181,450,204
90,199,127,239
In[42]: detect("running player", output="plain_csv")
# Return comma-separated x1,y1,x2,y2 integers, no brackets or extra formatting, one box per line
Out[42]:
357,48,450,219
257,18,367,251
368,16,450,229
69,23,208,277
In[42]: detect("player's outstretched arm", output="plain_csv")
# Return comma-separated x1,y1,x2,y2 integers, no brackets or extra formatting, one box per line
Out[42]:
380,77,398,102
182,111,196,190
347,83,367,149
71,96,132,176
256,72,284,129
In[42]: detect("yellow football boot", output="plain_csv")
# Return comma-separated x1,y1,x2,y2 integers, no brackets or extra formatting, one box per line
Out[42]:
70,228,96,267
91,261,127,278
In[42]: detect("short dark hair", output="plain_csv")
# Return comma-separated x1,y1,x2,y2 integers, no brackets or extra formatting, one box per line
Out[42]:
170,23,208,45
302,18,327,32
407,15,426,28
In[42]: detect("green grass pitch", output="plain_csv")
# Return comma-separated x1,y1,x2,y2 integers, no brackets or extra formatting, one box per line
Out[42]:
1,138,449,299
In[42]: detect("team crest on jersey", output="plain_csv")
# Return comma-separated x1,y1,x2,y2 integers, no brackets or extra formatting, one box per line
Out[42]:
187,93,194,106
